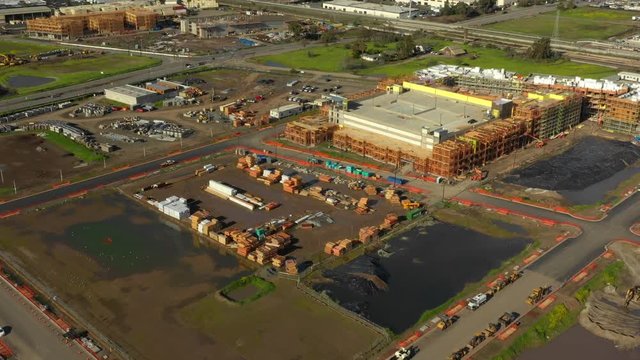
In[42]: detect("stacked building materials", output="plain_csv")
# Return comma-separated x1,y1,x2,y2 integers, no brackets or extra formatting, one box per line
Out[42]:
237,155,255,169
248,165,262,178
359,226,380,244
272,255,285,268
283,177,302,194
318,174,333,183
355,197,369,215
255,245,278,265
381,213,399,230
324,241,336,254
264,232,292,249
285,259,298,275
189,210,210,230
308,186,325,201
364,185,378,196
156,196,190,220
332,244,346,256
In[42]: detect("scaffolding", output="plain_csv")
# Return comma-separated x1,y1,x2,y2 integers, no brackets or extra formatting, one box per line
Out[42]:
283,117,337,147
88,12,124,34
603,96,640,135
125,10,157,30
513,92,582,139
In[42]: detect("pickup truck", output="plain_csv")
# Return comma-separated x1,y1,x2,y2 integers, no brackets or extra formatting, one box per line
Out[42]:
467,293,488,310
160,159,176,167
390,347,414,360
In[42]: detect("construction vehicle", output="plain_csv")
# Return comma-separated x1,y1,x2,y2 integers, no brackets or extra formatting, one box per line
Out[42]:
0,53,27,66
401,199,421,210
535,140,546,148
526,286,551,305
508,270,523,283
160,159,176,167
468,332,486,348
470,168,488,181
467,293,488,310
483,322,500,337
390,347,413,360
436,314,459,331
448,346,470,360
498,312,518,327
195,164,216,176
624,286,640,307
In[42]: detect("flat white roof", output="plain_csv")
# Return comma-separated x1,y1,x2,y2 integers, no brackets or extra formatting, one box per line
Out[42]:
323,0,413,14
106,84,156,98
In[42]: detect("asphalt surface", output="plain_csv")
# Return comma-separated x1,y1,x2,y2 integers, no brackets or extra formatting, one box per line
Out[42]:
0,278,86,360
406,191,639,360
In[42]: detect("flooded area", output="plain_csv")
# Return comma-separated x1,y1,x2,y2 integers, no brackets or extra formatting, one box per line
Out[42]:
0,191,252,360
503,137,640,205
519,325,640,360
314,221,530,333
7,75,55,88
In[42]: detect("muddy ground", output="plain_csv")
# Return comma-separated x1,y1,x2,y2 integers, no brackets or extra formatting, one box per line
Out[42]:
0,191,381,360
0,133,91,196
503,136,639,191
124,154,406,261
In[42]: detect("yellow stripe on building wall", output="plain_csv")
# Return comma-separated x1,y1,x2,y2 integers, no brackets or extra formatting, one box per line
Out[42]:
402,81,493,108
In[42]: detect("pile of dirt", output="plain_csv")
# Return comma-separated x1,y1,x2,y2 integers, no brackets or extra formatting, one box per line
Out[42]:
579,242,640,349
579,290,640,349
504,137,640,191
322,256,389,296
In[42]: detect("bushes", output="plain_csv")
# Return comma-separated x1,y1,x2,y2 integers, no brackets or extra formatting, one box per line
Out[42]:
494,304,577,360
575,261,624,303
219,275,275,305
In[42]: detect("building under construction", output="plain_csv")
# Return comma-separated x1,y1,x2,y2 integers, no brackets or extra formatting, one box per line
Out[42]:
602,93,640,135
26,10,158,38
283,117,337,147
330,80,584,178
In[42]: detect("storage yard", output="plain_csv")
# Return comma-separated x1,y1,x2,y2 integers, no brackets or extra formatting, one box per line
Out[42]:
0,191,383,360
123,153,419,262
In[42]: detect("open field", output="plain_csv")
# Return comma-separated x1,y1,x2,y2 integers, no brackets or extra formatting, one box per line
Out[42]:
43,131,105,162
0,39,62,55
359,45,616,78
483,7,640,41
0,191,381,360
254,41,616,79
0,133,91,198
0,53,160,96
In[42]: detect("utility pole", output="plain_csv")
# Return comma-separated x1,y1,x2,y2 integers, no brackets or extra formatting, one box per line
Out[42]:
143,145,146,157
13,180,16,195
103,157,106,169
0,168,3,184
441,182,446,202
59,169,63,182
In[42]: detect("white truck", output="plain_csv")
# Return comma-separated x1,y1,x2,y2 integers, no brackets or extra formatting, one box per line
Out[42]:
390,347,414,360
467,293,488,310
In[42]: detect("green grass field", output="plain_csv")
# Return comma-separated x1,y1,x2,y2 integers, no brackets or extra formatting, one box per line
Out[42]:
360,45,616,78
43,131,105,163
0,54,161,95
253,41,400,73
256,40,615,79
0,39,61,56
483,7,640,41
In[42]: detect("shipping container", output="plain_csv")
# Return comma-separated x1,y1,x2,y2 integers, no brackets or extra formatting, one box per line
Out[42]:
387,176,407,185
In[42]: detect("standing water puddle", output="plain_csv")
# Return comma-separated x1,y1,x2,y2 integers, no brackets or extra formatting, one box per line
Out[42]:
7,75,55,88
315,222,530,333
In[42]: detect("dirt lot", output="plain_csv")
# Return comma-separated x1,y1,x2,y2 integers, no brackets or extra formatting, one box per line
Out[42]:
0,191,381,360
0,133,93,197
123,154,409,261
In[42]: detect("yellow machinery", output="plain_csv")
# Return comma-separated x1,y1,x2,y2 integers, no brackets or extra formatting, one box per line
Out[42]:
624,286,640,307
436,314,458,331
527,286,551,305
401,199,421,210
0,54,27,66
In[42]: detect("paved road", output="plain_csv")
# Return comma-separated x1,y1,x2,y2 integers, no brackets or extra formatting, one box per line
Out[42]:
407,191,639,360
0,279,86,360
457,3,557,26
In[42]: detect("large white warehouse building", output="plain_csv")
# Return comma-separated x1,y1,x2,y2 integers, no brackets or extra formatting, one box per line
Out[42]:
322,0,417,19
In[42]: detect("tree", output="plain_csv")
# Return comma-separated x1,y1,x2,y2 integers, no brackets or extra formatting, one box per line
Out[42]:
476,0,496,14
288,22,304,39
527,37,555,60
397,36,416,60
351,41,367,59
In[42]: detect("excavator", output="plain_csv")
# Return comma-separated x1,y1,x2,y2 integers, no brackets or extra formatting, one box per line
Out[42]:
624,286,640,307
401,199,421,210
0,53,27,66
436,314,459,331
527,286,551,305
470,168,488,181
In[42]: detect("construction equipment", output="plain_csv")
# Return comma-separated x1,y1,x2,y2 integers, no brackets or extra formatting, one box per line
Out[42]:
390,347,413,360
498,312,517,327
401,199,421,210
436,314,458,331
448,346,470,360
535,140,546,148
467,293,488,310
624,286,640,307
468,332,486,348
483,322,500,337
0,53,27,66
527,286,551,305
